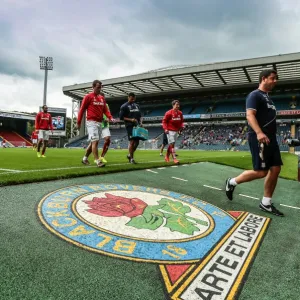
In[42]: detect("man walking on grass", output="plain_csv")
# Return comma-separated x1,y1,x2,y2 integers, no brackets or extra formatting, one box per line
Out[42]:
77,80,115,168
35,105,53,158
162,100,184,164
119,92,142,164
225,69,284,217
99,102,112,164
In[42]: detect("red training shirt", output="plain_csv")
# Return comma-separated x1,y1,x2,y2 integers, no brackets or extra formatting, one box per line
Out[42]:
31,131,38,139
162,109,184,132
77,92,112,125
35,112,54,130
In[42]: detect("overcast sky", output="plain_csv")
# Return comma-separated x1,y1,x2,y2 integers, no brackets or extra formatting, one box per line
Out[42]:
0,0,300,116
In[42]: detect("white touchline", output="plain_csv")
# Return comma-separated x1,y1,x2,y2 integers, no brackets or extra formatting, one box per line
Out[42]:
280,204,300,210
146,169,158,174
171,166,178,168
203,185,222,191
0,160,166,175
0,159,203,176
239,194,260,200
172,177,188,182
157,167,166,170
182,164,188,166
0,168,22,172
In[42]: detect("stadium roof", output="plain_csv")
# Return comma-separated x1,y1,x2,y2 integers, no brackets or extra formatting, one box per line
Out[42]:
0,110,35,121
63,52,300,101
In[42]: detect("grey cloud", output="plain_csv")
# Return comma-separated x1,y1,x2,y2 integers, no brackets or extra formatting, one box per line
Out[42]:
0,0,300,116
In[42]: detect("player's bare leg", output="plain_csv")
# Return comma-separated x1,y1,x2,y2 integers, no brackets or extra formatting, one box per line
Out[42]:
226,169,268,199
82,142,92,165
128,140,138,164
92,141,99,160
165,144,171,162
264,166,281,198
133,140,139,152
37,139,43,157
41,141,48,157
100,137,110,163
92,140,104,167
235,170,268,184
128,140,134,160
160,144,165,156
259,166,283,216
169,143,179,164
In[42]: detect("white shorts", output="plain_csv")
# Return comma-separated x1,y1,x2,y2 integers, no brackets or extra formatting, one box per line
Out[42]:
87,121,102,142
101,127,111,138
167,131,178,144
32,139,37,144
38,130,50,141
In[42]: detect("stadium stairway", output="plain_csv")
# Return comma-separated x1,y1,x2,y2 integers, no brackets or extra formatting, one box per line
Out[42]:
0,136,14,147
0,131,32,147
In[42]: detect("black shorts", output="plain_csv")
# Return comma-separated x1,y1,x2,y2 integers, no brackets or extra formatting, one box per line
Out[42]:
126,125,139,141
162,132,168,145
248,133,283,170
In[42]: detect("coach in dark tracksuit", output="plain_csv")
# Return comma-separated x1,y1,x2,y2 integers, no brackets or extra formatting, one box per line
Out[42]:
225,69,284,217
119,92,142,164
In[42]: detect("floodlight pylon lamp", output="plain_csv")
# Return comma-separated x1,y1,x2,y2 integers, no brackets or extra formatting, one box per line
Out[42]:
39,56,46,69
46,57,53,70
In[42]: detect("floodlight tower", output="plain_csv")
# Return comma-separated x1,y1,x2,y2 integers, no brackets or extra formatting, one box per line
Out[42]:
39,56,53,106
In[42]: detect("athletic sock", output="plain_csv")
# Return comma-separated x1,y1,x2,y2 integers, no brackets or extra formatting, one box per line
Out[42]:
262,197,272,206
171,147,176,159
167,145,172,157
83,156,88,161
229,178,238,186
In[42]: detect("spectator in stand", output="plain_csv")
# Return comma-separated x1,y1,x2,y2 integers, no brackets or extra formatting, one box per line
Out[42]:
2,139,6,148
35,105,53,158
162,100,184,164
119,92,142,164
77,80,115,167
31,129,38,150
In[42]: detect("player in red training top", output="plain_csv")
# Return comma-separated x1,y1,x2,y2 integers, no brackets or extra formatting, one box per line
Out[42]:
31,129,38,150
162,100,184,164
35,105,53,158
77,80,115,167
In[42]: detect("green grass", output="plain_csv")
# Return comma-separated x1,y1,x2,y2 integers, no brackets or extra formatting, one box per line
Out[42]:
0,148,298,186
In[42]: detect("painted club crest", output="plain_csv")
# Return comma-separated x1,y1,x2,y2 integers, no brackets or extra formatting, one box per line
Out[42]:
38,184,270,299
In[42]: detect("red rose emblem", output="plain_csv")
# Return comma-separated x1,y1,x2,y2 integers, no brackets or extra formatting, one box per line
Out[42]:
84,193,148,217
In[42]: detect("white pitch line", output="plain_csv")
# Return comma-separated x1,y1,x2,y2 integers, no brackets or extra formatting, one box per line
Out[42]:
171,166,178,168
280,204,300,210
0,168,22,172
182,164,188,166
146,169,158,174
172,177,188,182
0,160,166,175
203,185,222,191
157,167,166,170
239,194,260,200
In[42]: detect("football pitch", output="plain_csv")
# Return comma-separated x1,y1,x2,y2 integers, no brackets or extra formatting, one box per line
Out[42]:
0,148,298,186
0,148,299,300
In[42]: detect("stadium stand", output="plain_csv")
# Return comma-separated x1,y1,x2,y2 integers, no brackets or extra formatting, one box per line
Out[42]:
66,121,296,152
0,130,32,147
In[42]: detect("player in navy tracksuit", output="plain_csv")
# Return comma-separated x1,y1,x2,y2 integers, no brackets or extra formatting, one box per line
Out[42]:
119,92,142,164
225,69,284,217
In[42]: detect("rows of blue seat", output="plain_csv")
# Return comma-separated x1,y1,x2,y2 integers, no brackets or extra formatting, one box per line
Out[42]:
67,127,164,148
144,100,298,117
